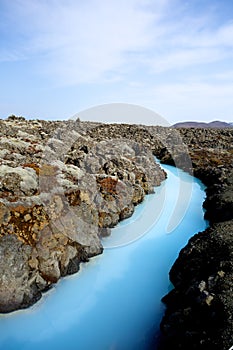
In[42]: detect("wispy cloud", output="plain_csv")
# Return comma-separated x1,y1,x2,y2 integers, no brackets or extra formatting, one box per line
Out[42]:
144,6,233,73
1,0,158,84
148,48,228,73
1,0,233,86
0,0,233,122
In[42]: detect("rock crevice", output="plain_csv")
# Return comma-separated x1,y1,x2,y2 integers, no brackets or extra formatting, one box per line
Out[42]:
0,118,232,350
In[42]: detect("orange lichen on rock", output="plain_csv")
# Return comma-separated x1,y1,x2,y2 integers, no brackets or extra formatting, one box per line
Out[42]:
97,176,118,194
22,163,40,175
0,205,50,246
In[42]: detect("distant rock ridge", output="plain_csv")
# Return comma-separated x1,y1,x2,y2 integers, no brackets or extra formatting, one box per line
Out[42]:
173,120,233,129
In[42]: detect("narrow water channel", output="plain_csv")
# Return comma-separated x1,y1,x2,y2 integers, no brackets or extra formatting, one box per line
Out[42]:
0,162,208,350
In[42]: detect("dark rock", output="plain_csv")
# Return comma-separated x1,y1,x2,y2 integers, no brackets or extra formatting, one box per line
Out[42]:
151,127,233,350
159,222,233,350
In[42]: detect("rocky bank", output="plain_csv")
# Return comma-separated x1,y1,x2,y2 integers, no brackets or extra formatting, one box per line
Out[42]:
0,116,166,313
154,127,233,350
0,116,232,350
84,123,233,349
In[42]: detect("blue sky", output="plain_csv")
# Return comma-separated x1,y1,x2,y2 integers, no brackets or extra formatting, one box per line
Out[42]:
0,0,233,124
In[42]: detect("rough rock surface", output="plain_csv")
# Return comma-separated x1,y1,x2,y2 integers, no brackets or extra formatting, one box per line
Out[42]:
0,116,166,313
159,221,233,350
152,127,233,350
82,123,233,349
0,116,232,350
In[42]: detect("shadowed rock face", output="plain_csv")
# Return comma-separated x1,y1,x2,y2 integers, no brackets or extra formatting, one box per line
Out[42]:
151,128,233,350
159,221,233,350
0,117,166,313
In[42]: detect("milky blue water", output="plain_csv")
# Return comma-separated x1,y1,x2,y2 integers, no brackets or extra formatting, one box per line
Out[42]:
0,163,208,350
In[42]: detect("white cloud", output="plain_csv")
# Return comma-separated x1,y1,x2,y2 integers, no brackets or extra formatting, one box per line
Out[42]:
213,70,233,81
189,22,233,48
148,48,227,73
1,0,233,123
144,7,233,73
2,0,158,84
2,0,233,85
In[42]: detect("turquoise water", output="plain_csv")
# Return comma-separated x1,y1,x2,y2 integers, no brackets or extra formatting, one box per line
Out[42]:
0,164,208,350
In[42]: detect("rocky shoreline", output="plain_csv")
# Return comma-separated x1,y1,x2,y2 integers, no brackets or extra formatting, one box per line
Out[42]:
0,116,166,313
154,127,233,350
0,116,232,349
84,122,233,349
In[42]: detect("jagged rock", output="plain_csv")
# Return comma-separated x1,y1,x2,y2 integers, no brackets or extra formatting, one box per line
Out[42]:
203,172,233,223
0,117,166,312
159,221,233,350
151,127,233,350
0,235,39,313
